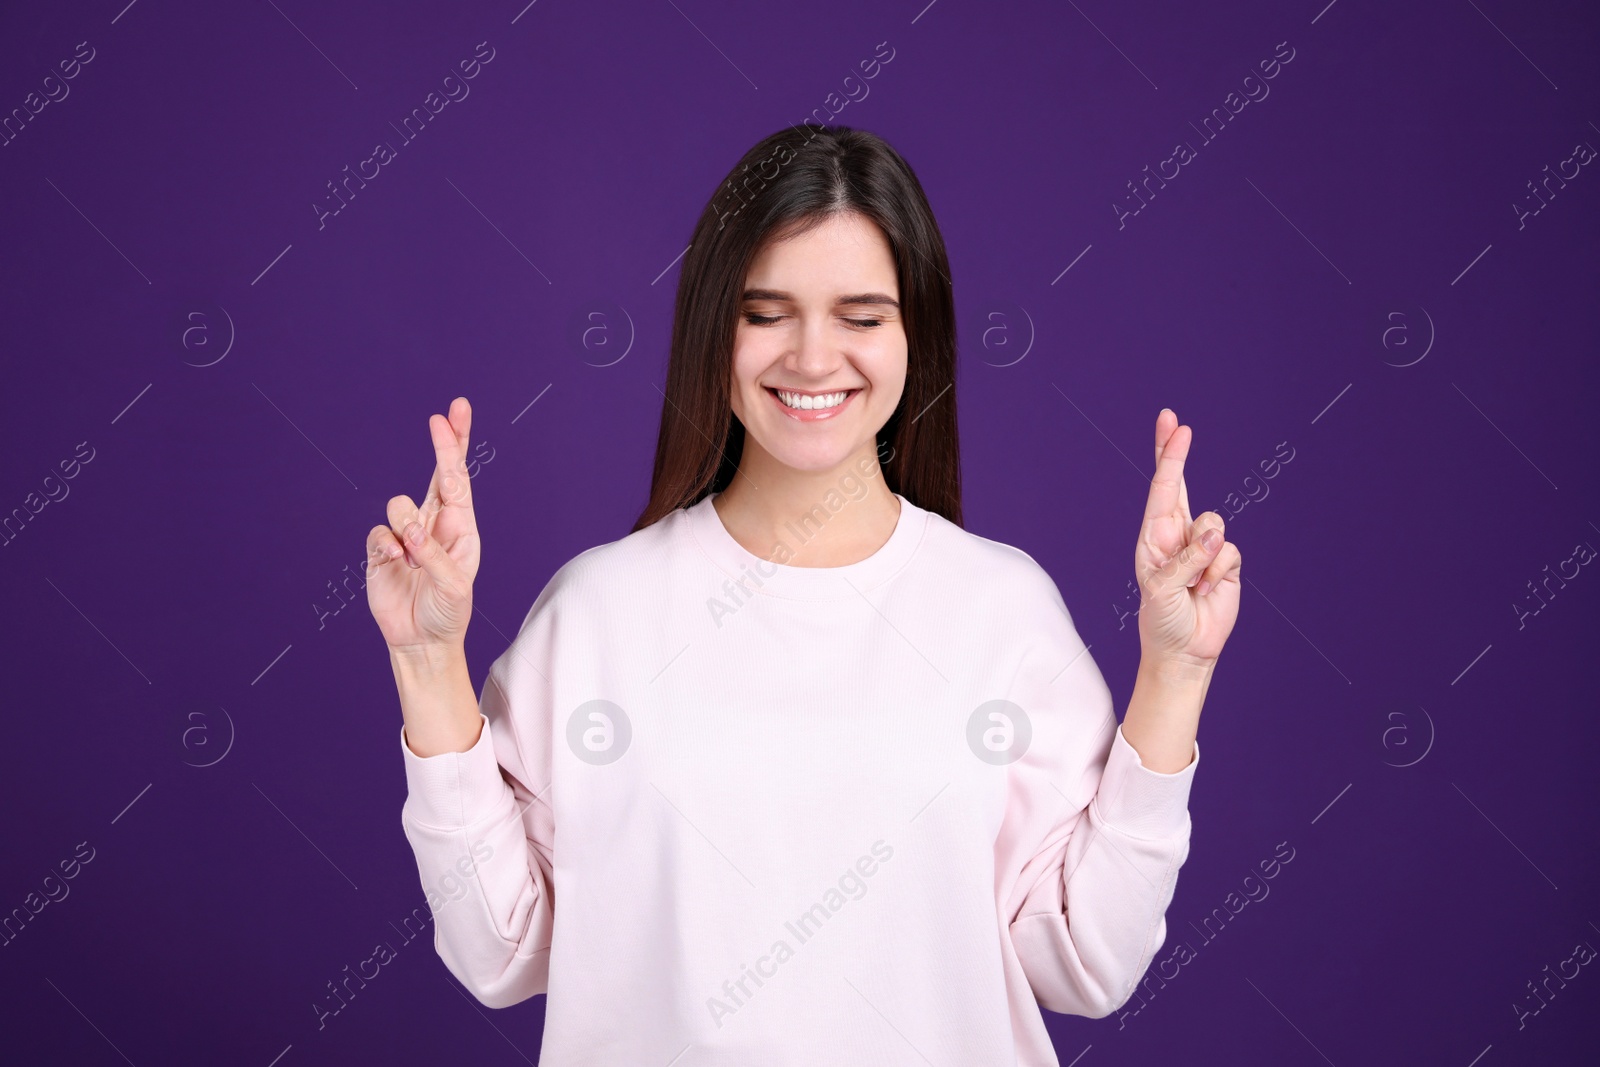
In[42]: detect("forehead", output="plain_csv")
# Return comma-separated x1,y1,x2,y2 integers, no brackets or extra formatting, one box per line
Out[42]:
744,213,898,296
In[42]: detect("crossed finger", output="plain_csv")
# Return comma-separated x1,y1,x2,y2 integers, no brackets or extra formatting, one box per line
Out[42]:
1152,408,1193,529
1143,409,1194,530
420,398,473,536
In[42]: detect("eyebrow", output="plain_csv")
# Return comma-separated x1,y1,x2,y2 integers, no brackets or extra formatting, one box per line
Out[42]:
741,288,900,308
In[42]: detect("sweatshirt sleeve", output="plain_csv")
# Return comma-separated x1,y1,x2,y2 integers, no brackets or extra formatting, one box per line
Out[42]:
398,588,562,1009
1002,565,1199,1020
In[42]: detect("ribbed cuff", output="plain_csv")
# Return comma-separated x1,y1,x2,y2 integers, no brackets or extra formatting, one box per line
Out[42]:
399,714,508,828
1091,723,1198,840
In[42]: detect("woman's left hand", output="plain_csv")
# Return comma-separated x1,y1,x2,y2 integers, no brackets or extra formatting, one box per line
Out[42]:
1135,408,1242,667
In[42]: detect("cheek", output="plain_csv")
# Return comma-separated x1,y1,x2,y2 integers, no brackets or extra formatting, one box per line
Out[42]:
728,339,763,416
868,337,909,394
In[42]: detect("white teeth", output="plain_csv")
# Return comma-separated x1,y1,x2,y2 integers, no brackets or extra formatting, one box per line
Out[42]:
776,390,849,411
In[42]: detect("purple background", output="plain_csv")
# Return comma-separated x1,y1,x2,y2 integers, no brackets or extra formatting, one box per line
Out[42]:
2,0,1597,1063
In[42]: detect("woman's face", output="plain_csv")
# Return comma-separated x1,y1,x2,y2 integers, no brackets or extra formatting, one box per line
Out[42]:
729,211,907,476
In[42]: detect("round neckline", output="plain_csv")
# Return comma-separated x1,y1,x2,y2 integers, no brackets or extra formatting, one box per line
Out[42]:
685,489,928,601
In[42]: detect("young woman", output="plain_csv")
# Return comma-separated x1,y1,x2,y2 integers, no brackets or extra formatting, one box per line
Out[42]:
366,125,1241,1066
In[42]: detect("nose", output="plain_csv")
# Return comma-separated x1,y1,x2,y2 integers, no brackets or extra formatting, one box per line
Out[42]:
786,315,842,379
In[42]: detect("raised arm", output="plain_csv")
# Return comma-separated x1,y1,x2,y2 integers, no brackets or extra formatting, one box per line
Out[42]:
396,648,556,1008
1003,595,1199,1019
367,396,554,1006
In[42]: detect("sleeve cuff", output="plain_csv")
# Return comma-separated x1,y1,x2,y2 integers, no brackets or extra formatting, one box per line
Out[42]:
1090,723,1198,840
399,714,510,828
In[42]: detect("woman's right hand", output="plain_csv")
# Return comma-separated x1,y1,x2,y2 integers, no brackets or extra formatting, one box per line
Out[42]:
367,397,481,655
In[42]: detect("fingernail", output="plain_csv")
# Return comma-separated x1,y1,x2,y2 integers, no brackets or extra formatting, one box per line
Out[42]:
1202,529,1221,551
1198,579,1212,597
405,521,423,544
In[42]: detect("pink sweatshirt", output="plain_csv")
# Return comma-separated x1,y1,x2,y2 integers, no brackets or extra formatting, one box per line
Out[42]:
399,490,1199,1066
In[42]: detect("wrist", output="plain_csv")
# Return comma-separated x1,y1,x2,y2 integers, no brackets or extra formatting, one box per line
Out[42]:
388,641,468,684
1138,649,1215,688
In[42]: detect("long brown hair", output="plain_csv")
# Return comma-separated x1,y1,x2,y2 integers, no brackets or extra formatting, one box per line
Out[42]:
630,124,962,533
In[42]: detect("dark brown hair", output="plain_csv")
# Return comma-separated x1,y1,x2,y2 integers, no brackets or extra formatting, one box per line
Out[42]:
629,124,962,533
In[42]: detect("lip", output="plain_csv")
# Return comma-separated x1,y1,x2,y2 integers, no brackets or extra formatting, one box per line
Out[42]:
765,386,861,422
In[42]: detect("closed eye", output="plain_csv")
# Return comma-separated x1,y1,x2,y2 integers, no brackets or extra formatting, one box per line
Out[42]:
741,313,885,329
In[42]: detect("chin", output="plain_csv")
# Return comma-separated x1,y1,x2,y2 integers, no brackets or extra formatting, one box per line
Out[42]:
761,440,862,473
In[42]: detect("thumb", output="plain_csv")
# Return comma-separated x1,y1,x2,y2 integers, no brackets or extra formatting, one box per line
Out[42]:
1159,526,1223,591
401,518,469,600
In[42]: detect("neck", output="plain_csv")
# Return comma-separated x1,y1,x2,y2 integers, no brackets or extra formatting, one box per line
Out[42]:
712,439,900,567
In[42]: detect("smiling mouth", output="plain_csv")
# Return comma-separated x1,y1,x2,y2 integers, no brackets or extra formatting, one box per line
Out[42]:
766,387,861,412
